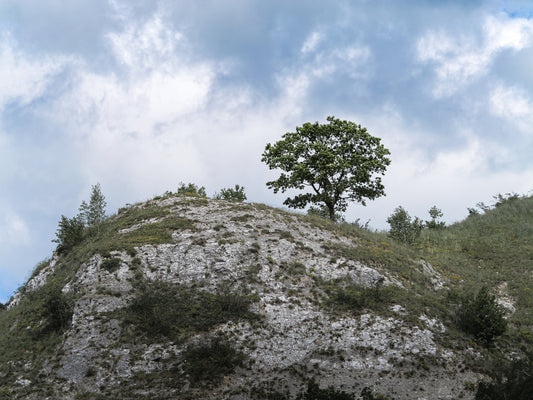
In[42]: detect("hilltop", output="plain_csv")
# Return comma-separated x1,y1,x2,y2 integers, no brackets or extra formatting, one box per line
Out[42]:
1,193,532,399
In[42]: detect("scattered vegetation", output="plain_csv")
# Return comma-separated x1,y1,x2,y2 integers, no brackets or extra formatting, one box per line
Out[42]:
176,182,207,197
214,184,247,202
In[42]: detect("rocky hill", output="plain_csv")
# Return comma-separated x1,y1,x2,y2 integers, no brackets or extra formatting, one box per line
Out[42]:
1,193,532,399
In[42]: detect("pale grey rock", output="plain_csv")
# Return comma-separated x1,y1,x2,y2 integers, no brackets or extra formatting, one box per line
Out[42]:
8,197,481,399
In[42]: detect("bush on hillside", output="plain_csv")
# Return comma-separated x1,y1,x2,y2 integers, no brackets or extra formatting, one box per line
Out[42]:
176,182,207,197
101,257,121,273
183,335,245,386
29,282,74,336
214,184,247,202
455,286,507,347
52,215,86,254
475,352,533,400
387,206,423,244
425,205,445,229
295,379,354,400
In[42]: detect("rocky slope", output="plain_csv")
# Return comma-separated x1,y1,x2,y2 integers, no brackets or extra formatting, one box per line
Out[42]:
2,195,488,399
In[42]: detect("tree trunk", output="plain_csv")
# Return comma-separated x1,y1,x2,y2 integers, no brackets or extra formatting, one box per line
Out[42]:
327,204,336,221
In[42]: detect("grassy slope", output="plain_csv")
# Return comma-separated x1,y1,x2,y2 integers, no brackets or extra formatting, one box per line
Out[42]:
417,195,533,340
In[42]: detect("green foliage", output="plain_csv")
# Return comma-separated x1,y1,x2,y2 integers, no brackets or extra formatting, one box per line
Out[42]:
455,286,507,347
214,184,247,202
262,116,390,220
387,206,424,244
295,379,354,400
36,283,75,335
425,206,445,230
122,281,258,344
176,182,207,197
475,352,533,400
79,183,107,227
493,192,521,208
183,335,244,386
52,214,86,254
101,257,121,273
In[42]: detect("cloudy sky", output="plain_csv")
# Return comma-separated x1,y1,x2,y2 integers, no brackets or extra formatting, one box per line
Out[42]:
1,0,533,302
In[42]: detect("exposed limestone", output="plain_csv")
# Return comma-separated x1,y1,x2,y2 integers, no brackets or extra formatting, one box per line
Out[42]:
6,197,481,399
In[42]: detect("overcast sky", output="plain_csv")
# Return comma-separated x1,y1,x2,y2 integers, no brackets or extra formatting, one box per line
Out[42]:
1,0,533,302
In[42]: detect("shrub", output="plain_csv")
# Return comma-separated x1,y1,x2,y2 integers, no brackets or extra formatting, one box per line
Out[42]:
425,205,445,229
475,352,533,400
101,257,121,273
176,182,207,197
295,379,354,400
29,282,75,336
387,206,423,244
52,215,85,254
214,184,247,202
183,335,244,386
455,286,507,347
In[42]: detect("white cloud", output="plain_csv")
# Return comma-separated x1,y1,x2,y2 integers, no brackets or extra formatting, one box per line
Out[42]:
0,32,70,110
417,13,533,97
0,211,30,247
301,30,323,54
51,15,214,138
490,84,533,132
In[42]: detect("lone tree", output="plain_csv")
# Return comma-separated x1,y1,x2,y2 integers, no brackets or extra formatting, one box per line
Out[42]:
262,116,391,220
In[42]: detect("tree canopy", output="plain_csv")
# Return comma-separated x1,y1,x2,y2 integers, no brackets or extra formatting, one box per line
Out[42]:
262,116,391,220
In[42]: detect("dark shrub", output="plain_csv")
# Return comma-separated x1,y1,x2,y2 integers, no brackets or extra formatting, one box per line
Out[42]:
183,336,244,386
176,182,207,197
214,184,247,202
52,215,85,254
101,257,121,273
29,283,74,336
456,286,507,347
296,379,354,400
476,352,533,400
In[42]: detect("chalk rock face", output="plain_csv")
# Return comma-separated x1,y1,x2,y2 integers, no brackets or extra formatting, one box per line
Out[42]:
5,196,480,399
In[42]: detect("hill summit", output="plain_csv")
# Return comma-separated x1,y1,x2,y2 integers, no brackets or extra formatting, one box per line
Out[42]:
2,193,532,399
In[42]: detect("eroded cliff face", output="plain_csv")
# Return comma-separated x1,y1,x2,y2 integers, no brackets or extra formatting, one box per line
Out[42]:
5,196,480,399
